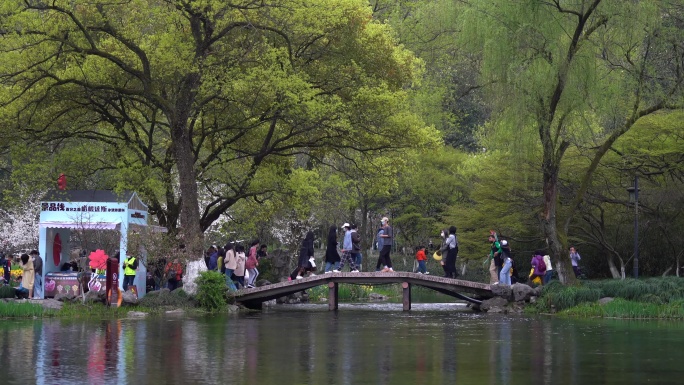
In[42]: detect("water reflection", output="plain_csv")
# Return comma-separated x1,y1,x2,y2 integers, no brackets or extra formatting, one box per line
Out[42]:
2,305,684,384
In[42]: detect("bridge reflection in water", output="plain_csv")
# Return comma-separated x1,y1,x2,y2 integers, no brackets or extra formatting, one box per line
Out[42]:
234,272,493,310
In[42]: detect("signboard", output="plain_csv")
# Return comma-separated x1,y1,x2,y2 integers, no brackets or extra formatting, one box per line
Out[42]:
106,258,121,307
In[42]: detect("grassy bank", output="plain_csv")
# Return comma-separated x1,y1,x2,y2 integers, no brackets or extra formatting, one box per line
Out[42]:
0,289,211,319
0,301,52,317
560,298,684,319
529,277,684,319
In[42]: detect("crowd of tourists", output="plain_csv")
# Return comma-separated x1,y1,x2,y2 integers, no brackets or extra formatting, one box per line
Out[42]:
0,249,43,299
201,241,269,290
484,231,583,286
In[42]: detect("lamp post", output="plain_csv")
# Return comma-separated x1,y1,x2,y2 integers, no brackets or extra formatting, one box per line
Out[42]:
626,176,639,279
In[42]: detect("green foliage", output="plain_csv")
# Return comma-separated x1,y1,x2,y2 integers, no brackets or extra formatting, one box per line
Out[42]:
0,285,16,299
138,289,193,308
54,302,175,318
307,284,374,302
0,302,47,318
535,281,602,312
535,278,684,315
561,298,684,319
585,277,684,304
195,271,227,312
0,0,437,239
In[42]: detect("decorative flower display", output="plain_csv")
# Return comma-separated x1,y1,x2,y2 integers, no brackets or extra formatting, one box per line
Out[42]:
88,249,108,270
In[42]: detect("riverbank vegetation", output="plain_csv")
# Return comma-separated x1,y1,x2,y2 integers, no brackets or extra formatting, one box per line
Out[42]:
530,278,684,319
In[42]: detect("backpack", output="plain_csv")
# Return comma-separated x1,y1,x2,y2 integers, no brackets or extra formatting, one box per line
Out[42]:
351,232,361,252
537,256,547,272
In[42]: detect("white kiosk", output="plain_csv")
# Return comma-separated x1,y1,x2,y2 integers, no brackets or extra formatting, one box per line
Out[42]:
38,190,149,298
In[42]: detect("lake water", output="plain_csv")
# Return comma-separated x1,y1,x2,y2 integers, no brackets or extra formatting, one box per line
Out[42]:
1,303,683,384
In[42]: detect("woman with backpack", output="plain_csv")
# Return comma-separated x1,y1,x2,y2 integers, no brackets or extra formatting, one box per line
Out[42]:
530,250,547,285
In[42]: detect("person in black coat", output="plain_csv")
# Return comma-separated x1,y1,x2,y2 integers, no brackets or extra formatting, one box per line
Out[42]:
324,225,341,273
290,231,316,280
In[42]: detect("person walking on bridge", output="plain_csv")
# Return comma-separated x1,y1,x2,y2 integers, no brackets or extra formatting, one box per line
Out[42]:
379,217,394,272
292,231,315,279
224,243,238,291
339,223,359,272
441,226,459,278
324,225,341,273
350,224,363,271
246,240,260,288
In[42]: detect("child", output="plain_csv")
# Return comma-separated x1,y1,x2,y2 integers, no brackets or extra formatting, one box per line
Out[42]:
15,275,29,299
415,246,428,274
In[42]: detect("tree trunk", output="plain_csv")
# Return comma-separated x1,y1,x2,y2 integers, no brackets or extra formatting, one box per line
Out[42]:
168,73,204,258
171,122,204,258
540,158,577,285
607,254,620,279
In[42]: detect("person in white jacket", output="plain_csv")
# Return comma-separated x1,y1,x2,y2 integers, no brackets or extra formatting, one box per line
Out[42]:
543,254,553,284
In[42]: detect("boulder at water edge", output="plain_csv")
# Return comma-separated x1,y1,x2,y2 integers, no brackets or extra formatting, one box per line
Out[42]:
491,284,514,301
511,283,535,302
481,297,509,313
122,290,139,306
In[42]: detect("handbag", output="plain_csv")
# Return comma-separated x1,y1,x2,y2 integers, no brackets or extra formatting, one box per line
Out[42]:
167,268,177,280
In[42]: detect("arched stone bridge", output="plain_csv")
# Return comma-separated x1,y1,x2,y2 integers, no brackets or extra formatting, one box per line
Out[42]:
234,272,493,311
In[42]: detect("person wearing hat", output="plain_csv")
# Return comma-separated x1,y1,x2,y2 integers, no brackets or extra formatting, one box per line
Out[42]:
498,240,513,285
378,217,394,272
339,223,359,272
30,250,43,299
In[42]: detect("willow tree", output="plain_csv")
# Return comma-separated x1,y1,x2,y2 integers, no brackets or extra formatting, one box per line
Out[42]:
460,0,684,282
0,0,436,256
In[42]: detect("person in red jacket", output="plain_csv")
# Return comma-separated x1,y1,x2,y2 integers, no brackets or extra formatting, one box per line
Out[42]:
415,246,428,274
164,259,183,291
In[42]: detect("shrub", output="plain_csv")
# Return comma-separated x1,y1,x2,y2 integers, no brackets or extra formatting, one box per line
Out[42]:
585,277,684,304
0,285,16,299
138,289,192,308
195,271,226,312
536,284,602,312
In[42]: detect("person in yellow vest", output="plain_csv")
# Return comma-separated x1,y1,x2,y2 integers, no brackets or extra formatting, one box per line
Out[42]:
123,250,138,291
